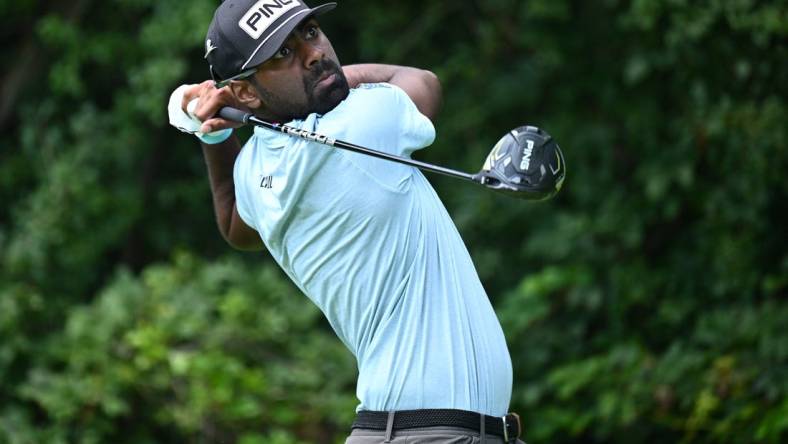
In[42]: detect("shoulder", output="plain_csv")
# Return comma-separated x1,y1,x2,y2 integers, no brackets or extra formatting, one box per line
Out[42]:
333,83,413,117
315,84,398,141
321,83,418,130
316,83,435,155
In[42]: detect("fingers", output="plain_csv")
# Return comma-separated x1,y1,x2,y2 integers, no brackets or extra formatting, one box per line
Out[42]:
181,80,239,124
200,117,242,134
181,80,212,113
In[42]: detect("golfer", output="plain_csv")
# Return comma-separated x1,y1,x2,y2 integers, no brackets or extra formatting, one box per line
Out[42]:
168,1,524,442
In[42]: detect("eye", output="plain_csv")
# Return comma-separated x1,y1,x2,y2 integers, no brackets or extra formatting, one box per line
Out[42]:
305,25,319,39
272,46,292,59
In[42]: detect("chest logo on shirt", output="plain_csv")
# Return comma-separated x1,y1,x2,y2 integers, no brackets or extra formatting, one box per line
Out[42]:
259,175,273,189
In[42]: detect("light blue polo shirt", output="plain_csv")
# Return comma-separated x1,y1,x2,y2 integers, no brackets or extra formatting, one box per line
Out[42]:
233,83,512,416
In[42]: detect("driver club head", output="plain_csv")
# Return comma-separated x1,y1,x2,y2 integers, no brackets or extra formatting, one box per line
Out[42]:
476,126,566,200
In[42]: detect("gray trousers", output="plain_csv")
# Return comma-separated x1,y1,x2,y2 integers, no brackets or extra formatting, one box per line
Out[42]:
346,426,526,443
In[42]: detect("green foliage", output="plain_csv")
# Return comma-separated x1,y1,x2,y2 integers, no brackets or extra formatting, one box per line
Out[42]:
5,254,356,443
1,0,786,442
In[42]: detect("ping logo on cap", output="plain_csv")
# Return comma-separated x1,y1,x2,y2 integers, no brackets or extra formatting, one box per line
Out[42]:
239,0,302,39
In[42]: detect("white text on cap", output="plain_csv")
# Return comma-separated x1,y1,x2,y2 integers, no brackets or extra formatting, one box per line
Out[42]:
239,0,303,39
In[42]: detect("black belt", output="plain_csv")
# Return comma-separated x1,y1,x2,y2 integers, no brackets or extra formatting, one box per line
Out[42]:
352,409,522,442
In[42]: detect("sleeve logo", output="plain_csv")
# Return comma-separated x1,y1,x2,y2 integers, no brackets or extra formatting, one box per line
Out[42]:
239,0,301,39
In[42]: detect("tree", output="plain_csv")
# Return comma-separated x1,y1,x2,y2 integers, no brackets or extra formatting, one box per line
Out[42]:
1,0,786,442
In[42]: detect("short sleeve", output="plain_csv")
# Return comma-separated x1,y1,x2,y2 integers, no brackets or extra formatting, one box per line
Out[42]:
389,84,436,157
322,83,435,158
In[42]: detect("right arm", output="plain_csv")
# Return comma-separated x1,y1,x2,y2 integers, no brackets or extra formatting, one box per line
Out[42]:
182,81,263,251
342,64,443,122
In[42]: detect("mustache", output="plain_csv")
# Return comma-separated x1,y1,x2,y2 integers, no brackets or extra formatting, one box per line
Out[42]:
305,59,342,89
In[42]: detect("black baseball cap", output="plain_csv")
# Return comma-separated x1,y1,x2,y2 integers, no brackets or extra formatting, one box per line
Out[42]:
205,0,337,87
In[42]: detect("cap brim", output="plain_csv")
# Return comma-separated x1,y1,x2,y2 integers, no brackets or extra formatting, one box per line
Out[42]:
242,3,337,70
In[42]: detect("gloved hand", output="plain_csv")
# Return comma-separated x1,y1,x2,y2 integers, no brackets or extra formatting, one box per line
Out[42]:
168,84,233,144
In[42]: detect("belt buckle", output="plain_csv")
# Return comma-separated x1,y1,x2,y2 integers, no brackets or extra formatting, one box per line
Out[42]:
501,412,521,442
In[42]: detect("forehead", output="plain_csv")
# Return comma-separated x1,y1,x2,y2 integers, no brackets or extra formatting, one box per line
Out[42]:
289,17,319,37
255,17,320,69
269,18,321,54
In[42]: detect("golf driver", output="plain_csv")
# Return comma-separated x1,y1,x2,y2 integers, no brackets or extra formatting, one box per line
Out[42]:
219,107,565,200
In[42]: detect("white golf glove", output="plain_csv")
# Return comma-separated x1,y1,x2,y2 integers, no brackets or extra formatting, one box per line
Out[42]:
168,84,233,144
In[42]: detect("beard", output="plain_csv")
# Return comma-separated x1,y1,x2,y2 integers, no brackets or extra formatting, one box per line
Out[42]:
303,59,350,116
253,59,350,122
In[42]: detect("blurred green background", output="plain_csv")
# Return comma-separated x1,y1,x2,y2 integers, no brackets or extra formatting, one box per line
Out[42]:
1,0,786,443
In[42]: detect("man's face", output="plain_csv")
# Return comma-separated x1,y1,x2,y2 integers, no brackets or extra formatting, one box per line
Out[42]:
248,18,349,121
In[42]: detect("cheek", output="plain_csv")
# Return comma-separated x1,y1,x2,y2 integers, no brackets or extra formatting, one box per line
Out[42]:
322,42,340,65
260,73,307,102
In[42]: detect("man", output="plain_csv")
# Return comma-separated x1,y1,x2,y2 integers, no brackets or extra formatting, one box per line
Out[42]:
167,1,524,442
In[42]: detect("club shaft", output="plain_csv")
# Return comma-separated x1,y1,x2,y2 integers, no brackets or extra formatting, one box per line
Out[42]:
220,107,478,182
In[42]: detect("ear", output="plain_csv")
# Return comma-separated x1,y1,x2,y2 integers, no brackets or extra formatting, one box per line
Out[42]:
230,80,262,110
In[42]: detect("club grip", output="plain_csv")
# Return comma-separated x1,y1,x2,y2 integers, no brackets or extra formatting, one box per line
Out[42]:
219,107,250,124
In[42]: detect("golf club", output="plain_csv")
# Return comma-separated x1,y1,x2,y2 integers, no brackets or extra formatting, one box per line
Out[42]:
219,107,565,200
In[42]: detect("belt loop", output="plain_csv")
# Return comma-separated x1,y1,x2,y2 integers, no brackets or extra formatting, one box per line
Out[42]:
479,413,486,444
384,411,395,442
502,413,522,443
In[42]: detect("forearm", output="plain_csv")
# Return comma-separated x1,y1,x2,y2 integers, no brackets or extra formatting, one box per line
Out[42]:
201,136,260,250
343,63,442,121
201,134,240,239
169,80,261,250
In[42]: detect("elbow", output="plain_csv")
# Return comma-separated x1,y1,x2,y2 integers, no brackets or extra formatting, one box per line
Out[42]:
228,240,263,252
422,69,442,101
219,222,263,252
422,69,441,89
420,69,443,120
218,204,264,251
414,70,443,122
224,232,264,252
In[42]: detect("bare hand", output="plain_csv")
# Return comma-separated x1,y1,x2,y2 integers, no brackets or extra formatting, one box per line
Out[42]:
181,80,244,134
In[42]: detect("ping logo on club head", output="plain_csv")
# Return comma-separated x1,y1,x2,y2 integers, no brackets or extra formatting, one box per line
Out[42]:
239,0,301,39
519,139,534,171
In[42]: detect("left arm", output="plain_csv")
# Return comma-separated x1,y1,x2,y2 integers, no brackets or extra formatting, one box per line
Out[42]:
342,64,442,122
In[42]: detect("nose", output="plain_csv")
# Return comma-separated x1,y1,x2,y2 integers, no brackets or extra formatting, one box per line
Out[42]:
297,39,324,69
